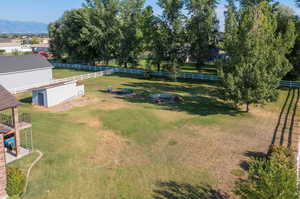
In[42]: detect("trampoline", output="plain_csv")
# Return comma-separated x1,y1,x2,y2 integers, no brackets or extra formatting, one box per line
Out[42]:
149,93,182,103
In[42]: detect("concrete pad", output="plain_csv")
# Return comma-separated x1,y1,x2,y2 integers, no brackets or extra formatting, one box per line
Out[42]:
5,147,30,164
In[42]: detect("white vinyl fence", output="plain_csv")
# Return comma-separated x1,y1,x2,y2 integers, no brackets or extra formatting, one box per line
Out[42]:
10,69,113,94
53,63,300,88
53,63,220,81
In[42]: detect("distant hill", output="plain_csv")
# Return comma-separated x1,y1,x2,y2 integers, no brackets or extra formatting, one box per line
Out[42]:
0,19,48,34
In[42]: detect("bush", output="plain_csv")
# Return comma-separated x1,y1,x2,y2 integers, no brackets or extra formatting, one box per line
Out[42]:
267,145,295,168
6,167,26,196
235,146,299,199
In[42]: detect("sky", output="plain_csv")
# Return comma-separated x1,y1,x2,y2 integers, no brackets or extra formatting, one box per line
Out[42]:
0,0,299,27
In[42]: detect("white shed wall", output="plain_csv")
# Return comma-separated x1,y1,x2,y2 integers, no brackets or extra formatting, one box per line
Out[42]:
45,83,84,107
0,68,53,91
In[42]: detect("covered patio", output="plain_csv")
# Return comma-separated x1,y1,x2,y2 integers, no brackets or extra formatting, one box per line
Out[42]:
0,85,33,198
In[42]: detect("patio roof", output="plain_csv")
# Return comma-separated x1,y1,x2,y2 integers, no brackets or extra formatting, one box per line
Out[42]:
0,85,21,111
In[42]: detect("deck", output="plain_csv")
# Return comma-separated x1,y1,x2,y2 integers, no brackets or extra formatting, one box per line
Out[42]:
0,122,32,135
0,123,14,135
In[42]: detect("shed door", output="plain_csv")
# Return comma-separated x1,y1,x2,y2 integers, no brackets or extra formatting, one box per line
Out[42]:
38,93,44,106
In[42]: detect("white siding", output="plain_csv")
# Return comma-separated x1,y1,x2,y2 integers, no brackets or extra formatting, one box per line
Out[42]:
0,46,32,53
46,83,77,107
0,68,53,91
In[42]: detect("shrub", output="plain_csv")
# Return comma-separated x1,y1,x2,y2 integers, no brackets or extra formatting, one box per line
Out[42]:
6,167,26,196
267,145,295,168
235,146,299,199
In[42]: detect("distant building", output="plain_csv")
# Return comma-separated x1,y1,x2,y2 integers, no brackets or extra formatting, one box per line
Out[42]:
0,39,31,53
32,81,85,107
0,54,53,92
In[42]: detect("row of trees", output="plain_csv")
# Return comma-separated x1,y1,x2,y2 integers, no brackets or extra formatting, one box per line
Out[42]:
50,0,299,112
49,0,219,71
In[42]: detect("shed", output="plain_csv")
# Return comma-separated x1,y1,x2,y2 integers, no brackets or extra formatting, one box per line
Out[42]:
32,81,85,107
0,54,53,92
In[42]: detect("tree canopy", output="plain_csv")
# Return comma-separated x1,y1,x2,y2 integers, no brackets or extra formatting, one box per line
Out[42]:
220,0,296,112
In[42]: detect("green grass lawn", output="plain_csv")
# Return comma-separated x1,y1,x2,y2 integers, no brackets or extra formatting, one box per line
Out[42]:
53,68,91,79
10,69,286,199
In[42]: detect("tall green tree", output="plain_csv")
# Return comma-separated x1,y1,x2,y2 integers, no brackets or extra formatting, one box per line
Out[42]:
116,0,145,68
158,0,185,78
48,20,64,59
220,1,296,112
83,0,121,64
60,9,94,64
223,0,238,56
239,0,273,7
288,17,300,79
185,0,219,70
141,6,168,71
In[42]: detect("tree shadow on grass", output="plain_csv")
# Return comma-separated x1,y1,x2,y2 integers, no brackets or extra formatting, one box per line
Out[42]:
240,151,267,171
115,81,241,116
153,181,229,199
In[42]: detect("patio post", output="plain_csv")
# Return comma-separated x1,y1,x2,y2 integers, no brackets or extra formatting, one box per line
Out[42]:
12,107,20,157
0,134,7,199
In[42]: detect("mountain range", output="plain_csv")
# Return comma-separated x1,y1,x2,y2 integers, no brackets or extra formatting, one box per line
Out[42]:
0,19,48,34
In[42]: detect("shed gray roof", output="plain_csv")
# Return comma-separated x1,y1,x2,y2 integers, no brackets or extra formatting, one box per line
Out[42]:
0,54,53,74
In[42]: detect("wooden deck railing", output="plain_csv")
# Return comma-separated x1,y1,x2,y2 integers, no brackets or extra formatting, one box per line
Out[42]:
0,113,31,127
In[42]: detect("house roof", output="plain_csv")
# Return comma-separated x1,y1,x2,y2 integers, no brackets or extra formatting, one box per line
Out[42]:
0,54,53,74
0,85,21,111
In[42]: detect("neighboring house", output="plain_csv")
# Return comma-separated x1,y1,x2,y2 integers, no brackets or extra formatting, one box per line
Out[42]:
0,39,31,53
0,43,32,53
0,54,53,92
32,81,85,107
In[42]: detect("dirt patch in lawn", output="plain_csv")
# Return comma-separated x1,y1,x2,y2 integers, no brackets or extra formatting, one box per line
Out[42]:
75,117,102,128
95,98,129,111
89,129,126,167
90,130,150,168
33,96,100,113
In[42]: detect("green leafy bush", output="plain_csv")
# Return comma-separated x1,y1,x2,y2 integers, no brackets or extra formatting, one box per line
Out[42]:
235,146,299,199
267,145,295,168
6,167,26,196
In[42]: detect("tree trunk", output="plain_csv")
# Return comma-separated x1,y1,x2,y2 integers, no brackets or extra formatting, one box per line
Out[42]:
157,63,160,72
246,103,250,112
124,62,128,68
104,59,109,65
196,59,204,71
